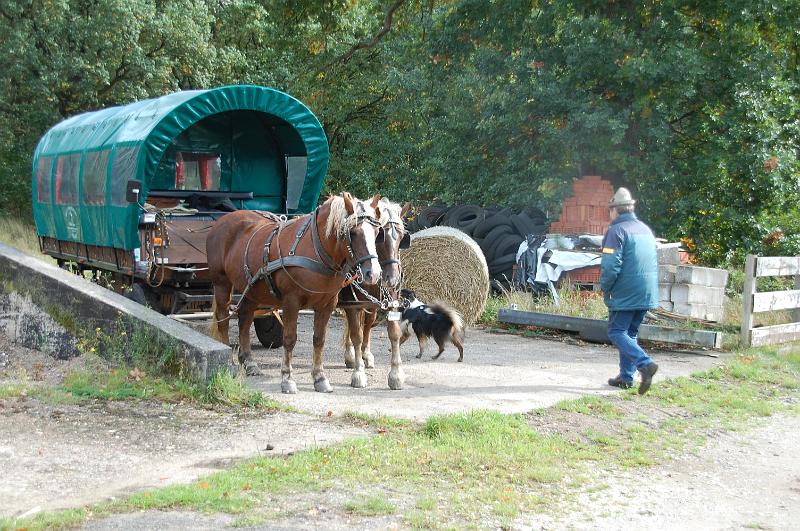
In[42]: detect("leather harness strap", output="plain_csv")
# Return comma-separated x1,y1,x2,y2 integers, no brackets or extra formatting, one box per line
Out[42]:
231,206,377,313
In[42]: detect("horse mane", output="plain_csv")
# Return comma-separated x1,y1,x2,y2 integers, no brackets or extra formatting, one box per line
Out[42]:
324,194,369,239
378,197,405,228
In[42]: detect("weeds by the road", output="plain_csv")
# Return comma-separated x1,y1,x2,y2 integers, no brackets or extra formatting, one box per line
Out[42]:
5,343,798,530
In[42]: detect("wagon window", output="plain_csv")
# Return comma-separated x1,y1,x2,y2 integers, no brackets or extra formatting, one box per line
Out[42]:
82,150,110,205
110,146,139,206
55,154,81,205
36,157,53,203
175,152,221,191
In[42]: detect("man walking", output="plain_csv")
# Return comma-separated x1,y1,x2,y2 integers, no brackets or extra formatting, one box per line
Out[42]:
600,187,660,394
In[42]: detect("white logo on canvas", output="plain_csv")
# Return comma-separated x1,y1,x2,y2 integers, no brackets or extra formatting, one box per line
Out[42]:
65,206,80,240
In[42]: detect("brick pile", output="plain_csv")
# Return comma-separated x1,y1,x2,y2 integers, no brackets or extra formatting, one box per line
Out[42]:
552,176,615,286
549,175,614,235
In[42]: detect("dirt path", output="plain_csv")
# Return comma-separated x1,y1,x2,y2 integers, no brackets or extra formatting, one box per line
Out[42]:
0,313,740,522
522,413,800,530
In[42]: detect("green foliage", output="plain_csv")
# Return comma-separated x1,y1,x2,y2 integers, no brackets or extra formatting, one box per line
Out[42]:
2,0,799,265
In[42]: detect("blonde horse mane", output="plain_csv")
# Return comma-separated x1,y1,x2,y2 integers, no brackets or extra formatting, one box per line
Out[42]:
377,197,405,228
325,194,374,239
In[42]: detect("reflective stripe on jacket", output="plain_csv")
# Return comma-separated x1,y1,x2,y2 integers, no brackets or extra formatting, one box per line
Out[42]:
600,212,659,311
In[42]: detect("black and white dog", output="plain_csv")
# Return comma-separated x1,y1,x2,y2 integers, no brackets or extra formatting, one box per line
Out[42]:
399,288,465,361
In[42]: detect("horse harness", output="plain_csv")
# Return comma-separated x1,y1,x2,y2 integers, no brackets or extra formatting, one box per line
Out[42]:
230,206,380,313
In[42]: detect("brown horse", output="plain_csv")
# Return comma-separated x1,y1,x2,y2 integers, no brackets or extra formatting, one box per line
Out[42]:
339,198,410,390
207,193,383,393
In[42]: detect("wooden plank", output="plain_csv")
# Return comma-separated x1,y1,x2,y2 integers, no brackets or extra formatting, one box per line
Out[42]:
750,322,800,347
752,289,800,312
497,309,722,348
639,324,722,349
740,255,757,347
755,256,800,277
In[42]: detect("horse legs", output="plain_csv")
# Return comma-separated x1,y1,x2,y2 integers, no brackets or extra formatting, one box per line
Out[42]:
387,320,405,390
210,281,232,344
280,302,300,394
311,304,335,393
345,308,367,388
361,310,378,368
343,311,357,369
237,297,263,376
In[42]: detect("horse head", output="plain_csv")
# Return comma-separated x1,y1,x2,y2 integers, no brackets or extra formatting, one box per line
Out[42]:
329,192,383,286
376,198,410,287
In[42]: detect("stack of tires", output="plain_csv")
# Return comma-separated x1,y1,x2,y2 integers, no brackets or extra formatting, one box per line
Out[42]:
407,204,549,290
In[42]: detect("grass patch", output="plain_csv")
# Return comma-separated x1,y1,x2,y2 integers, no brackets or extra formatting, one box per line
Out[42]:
55,366,284,410
555,395,623,418
5,345,799,530
344,495,397,516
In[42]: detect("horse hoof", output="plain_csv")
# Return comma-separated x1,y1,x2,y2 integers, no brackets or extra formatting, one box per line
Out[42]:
244,362,264,376
351,370,367,388
344,358,355,369
363,352,375,368
281,380,298,394
314,378,333,393
388,368,405,390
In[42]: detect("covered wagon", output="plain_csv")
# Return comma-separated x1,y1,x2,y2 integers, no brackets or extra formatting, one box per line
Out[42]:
31,85,328,342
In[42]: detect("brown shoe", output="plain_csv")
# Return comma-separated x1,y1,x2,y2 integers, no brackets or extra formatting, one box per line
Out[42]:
638,363,659,395
608,375,632,389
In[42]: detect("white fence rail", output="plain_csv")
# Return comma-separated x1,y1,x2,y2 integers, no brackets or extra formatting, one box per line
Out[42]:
741,255,800,347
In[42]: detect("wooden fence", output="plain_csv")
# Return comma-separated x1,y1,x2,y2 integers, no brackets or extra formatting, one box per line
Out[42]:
741,255,800,347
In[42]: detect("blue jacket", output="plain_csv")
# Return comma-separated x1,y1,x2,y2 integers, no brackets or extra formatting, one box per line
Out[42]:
600,212,659,311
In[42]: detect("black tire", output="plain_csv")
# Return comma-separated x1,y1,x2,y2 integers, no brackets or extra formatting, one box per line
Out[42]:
127,283,163,313
479,224,513,255
254,315,284,349
472,209,513,239
441,205,484,234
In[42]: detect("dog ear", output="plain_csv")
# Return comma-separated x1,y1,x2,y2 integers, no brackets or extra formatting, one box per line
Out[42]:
399,232,411,249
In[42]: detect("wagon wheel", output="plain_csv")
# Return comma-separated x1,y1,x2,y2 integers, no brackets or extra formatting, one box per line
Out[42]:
127,283,164,313
254,315,284,349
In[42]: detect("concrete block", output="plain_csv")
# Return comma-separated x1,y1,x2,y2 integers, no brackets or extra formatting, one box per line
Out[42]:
658,265,676,283
673,302,725,322
675,265,729,288
657,246,681,265
659,283,672,301
671,284,726,306
659,300,674,312
0,243,231,382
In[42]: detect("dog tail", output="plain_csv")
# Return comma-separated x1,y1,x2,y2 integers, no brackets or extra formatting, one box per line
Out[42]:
429,302,465,338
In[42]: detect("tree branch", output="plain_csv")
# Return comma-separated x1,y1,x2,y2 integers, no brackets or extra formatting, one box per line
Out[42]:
335,0,405,65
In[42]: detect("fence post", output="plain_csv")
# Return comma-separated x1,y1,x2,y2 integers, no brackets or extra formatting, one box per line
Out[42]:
740,255,757,348
795,273,800,324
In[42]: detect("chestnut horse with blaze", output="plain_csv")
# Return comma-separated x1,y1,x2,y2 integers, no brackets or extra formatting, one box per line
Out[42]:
206,193,383,394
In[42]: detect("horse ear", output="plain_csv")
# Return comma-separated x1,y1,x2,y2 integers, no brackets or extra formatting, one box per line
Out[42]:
369,194,381,209
401,201,411,217
341,192,355,214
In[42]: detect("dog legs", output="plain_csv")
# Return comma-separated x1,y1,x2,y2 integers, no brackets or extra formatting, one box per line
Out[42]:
414,334,427,359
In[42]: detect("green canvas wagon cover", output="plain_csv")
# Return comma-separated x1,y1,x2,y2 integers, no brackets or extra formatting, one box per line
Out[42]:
32,85,329,250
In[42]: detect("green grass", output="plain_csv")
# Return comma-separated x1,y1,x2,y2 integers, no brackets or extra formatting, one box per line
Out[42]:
4,344,799,530
344,496,397,516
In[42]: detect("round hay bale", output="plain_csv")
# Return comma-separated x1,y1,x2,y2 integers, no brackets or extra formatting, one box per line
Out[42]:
400,226,489,325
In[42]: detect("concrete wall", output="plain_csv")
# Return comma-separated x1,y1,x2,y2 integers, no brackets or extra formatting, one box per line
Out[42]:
0,243,231,381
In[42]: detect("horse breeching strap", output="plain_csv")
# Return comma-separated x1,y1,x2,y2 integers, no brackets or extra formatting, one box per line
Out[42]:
230,207,378,314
